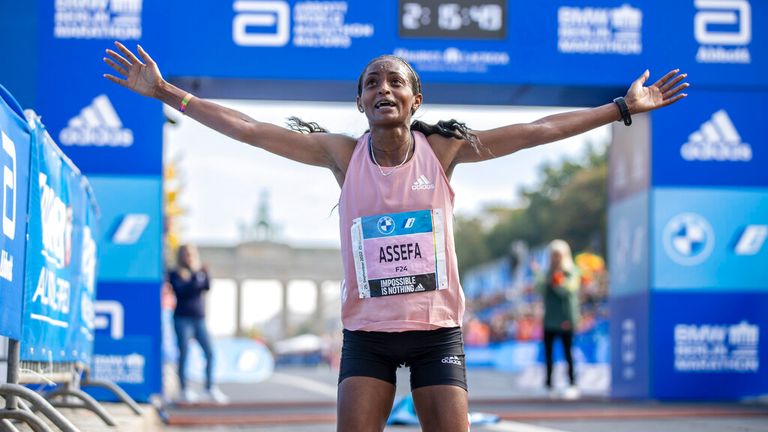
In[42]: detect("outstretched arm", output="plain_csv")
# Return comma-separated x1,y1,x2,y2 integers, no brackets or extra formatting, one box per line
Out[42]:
103,42,352,170
455,69,689,164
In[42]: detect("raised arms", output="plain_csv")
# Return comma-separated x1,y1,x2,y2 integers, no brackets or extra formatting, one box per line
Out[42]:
103,42,354,178
453,69,689,164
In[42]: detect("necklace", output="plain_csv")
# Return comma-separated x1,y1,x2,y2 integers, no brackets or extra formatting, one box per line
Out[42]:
369,133,412,177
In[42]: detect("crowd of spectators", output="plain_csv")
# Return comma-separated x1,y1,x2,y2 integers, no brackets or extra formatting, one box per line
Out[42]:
463,251,609,347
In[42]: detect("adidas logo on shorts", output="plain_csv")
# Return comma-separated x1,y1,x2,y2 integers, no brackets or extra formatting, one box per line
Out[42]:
441,355,462,366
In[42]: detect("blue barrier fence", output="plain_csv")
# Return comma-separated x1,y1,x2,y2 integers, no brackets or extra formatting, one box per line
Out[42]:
0,83,99,366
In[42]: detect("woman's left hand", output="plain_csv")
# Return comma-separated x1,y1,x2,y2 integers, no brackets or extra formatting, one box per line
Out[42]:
625,69,689,114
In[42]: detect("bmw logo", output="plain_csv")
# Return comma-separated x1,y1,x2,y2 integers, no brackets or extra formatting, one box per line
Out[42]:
377,216,395,235
662,213,714,265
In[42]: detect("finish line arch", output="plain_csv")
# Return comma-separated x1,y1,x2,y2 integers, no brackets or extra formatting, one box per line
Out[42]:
1,0,766,402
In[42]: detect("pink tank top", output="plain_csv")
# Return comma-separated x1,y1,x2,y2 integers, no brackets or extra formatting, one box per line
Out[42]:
338,131,465,332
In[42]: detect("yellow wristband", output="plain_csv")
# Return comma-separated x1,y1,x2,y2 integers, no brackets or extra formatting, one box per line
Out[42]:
180,93,194,114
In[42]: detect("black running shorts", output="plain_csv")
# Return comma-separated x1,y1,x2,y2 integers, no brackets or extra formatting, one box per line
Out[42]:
338,326,467,391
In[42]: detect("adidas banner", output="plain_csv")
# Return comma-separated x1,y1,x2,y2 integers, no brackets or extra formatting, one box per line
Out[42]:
0,85,32,340
35,1,165,176
652,89,768,188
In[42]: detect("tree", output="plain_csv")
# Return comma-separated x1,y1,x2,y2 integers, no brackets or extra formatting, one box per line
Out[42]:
453,139,608,275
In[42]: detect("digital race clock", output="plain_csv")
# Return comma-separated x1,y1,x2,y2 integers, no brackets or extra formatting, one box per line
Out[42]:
399,0,507,40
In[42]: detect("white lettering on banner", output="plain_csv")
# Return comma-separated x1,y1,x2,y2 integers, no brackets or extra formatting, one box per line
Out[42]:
31,267,71,315
233,1,374,48
0,132,17,282
558,4,642,55
233,1,290,47
39,174,69,268
93,353,145,383
674,321,759,372
111,213,149,244
734,225,768,256
94,300,124,339
38,173,71,268
393,47,509,73
2,132,16,241
681,110,751,162
60,95,134,147
621,319,636,380
694,0,751,64
54,0,143,40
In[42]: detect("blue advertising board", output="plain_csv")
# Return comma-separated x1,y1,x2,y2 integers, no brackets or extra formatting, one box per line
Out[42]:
92,281,162,402
609,292,650,399
608,191,649,296
87,176,162,282
0,86,32,340
35,0,165,176
653,188,768,291
8,0,763,108
86,175,162,401
652,89,768,188
652,291,768,399
159,1,767,89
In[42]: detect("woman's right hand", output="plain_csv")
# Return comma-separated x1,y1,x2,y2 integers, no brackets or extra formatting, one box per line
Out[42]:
103,41,163,98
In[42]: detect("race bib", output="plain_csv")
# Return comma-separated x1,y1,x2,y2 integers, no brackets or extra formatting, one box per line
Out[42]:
351,209,448,298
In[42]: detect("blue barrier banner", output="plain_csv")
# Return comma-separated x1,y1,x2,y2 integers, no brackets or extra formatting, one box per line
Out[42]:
652,89,768,188
160,1,767,88
67,175,99,365
93,281,162,402
652,291,768,399
21,116,82,362
608,191,649,296
87,176,162,282
653,188,768,291
0,86,32,340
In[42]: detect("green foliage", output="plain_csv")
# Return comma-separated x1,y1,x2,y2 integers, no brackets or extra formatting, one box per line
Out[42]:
454,140,608,275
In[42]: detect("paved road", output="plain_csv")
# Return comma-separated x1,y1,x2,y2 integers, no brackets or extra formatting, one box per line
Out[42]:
9,366,767,431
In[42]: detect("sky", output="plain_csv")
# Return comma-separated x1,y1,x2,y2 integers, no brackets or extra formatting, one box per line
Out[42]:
164,100,611,335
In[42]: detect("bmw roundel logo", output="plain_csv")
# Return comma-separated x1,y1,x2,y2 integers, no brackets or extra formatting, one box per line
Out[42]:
662,213,714,266
377,216,395,235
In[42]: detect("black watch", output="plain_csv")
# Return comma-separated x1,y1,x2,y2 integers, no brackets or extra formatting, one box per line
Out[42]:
613,97,632,126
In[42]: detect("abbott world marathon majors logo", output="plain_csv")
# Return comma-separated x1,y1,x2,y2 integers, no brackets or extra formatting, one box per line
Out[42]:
60,95,133,147
694,0,751,64
557,3,643,55
233,1,374,48
663,213,714,266
681,110,751,162
54,0,143,40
